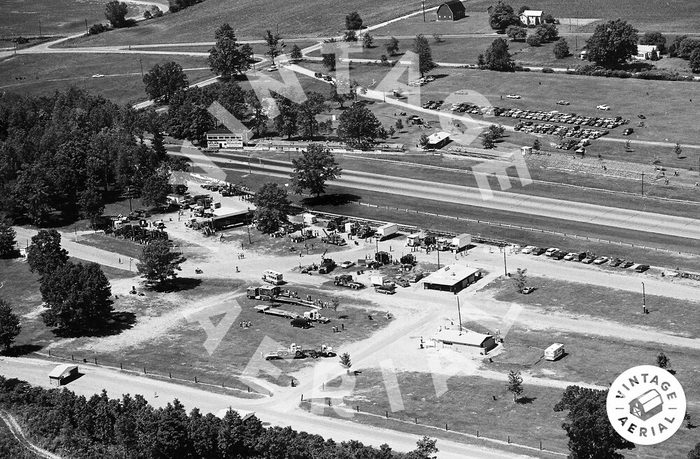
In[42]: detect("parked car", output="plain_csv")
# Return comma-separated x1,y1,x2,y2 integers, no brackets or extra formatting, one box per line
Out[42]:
593,256,609,265
267,65,278,72
620,261,634,269
340,261,355,269
551,250,566,260
521,245,536,254
581,256,595,264
596,104,610,111
635,264,650,273
556,100,570,105
623,128,634,136
521,287,536,294
609,258,622,267
532,247,546,256
506,94,521,99
563,252,577,261
91,73,104,78
545,247,560,257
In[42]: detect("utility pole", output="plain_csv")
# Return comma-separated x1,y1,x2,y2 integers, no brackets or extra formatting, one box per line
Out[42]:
437,249,441,270
642,282,647,314
85,19,89,35
422,0,426,22
38,19,42,38
503,249,508,276
641,172,644,197
456,296,462,333
139,57,144,78
247,224,252,244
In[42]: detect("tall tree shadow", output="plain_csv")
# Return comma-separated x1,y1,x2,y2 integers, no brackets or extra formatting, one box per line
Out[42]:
150,277,202,293
302,193,362,207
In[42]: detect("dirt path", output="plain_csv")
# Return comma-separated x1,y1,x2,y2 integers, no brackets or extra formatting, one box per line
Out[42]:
0,409,61,459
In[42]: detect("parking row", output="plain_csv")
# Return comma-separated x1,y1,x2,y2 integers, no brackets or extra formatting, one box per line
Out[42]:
494,108,628,129
519,245,650,272
514,122,608,140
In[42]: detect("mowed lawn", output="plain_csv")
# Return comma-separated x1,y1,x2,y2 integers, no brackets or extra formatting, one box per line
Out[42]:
466,0,700,32
489,276,700,338
63,0,445,47
0,53,212,105
308,370,571,454
0,0,141,37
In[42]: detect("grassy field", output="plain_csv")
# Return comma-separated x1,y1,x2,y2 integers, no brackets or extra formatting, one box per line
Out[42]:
465,0,700,32
0,0,141,38
77,233,147,260
307,370,571,454
487,276,700,338
46,279,389,387
0,53,212,105
486,326,700,458
63,0,445,47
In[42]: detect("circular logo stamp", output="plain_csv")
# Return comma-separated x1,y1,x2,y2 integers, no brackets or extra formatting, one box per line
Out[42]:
606,365,686,445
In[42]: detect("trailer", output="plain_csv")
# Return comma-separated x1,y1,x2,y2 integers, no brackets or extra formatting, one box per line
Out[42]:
264,343,336,360
334,274,364,289
321,234,347,246
262,270,284,285
303,310,330,323
436,237,450,251
375,284,396,295
449,233,471,252
254,304,299,319
370,275,388,286
376,223,398,240
207,210,252,230
406,232,423,247
544,343,565,361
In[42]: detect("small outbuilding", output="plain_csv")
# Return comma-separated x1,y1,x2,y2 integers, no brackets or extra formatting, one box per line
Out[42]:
422,264,481,293
544,343,565,361
206,116,253,149
635,44,658,60
48,364,79,386
435,329,497,354
520,10,543,26
425,132,451,149
436,1,466,21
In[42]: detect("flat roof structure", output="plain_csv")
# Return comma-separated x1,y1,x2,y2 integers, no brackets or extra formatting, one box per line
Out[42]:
422,265,481,293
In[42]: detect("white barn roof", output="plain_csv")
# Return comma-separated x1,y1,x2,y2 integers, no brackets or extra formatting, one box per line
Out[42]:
49,364,77,379
522,10,543,16
422,264,480,286
435,329,494,346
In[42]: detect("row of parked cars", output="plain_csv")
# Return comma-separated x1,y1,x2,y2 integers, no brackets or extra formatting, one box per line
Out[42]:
494,108,628,129
520,246,650,272
514,121,607,140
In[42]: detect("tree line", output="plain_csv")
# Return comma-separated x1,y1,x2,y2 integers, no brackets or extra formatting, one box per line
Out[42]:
0,375,439,458
0,88,183,226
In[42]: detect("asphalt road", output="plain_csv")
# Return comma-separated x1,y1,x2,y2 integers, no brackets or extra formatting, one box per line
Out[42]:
180,151,700,242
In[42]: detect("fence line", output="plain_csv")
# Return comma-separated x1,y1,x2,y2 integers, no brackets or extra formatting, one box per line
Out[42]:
303,400,566,457
34,351,272,397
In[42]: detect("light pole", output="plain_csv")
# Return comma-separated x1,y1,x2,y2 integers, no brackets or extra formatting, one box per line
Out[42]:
503,249,508,276
642,282,647,314
456,296,462,333
640,172,644,197
437,249,441,270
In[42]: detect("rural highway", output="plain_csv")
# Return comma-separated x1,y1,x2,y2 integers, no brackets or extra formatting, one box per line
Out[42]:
178,151,700,242
0,357,533,459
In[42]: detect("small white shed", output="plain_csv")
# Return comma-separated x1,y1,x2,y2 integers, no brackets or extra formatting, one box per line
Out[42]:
49,364,79,386
544,343,565,361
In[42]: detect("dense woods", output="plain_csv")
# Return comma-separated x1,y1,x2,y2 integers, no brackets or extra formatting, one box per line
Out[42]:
0,376,436,458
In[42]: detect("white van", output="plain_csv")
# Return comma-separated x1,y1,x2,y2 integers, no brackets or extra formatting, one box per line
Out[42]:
262,270,284,285
544,343,565,361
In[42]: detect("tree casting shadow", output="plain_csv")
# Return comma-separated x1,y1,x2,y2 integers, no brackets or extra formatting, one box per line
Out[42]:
302,193,362,207
150,277,202,293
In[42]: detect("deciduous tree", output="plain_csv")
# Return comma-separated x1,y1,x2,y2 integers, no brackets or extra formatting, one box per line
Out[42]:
639,31,666,54
141,169,171,208
339,352,352,368
362,33,374,48
0,220,17,258
488,1,520,31
553,38,570,59
484,38,514,71
0,298,20,353
253,183,291,234
291,144,341,197
40,261,113,333
554,385,635,458
526,34,541,47
290,44,302,61
690,48,700,73
345,11,363,30
209,24,252,79
143,62,189,103
506,25,526,42
413,34,435,76
512,267,527,293
27,229,68,277
263,29,284,65
105,0,129,28
585,19,638,66
137,239,186,285
385,37,400,56
337,103,387,150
